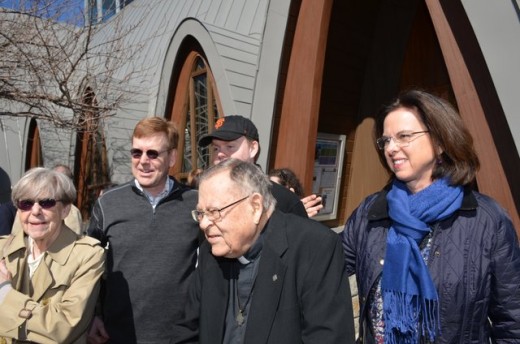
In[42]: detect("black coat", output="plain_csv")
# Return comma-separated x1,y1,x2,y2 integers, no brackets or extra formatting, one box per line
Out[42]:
270,182,307,218
0,201,16,235
174,211,356,343
341,187,520,343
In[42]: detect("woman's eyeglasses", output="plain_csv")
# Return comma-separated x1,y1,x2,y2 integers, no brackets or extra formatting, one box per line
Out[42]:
130,148,170,159
376,131,429,150
17,198,61,211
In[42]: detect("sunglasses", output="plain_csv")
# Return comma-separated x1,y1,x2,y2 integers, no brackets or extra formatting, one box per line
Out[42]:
130,148,170,159
17,198,60,211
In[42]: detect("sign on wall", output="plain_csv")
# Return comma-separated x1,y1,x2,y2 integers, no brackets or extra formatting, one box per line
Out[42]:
312,133,346,222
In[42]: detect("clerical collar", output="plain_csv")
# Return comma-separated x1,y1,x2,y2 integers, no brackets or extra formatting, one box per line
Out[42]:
237,256,250,264
237,230,265,265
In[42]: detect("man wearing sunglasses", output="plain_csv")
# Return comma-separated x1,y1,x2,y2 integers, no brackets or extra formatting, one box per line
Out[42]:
87,117,200,344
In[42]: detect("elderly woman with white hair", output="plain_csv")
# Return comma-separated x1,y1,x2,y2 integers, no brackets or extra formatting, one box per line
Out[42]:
0,167,105,344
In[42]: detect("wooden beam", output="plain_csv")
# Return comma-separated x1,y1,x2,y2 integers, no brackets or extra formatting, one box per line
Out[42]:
275,0,334,193
426,0,520,233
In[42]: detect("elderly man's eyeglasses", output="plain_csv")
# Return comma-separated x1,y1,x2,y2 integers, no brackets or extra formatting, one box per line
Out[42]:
130,148,170,159
376,131,429,150
17,199,61,211
191,195,250,223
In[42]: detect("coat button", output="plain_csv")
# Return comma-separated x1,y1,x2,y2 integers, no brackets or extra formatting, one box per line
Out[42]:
379,259,384,265
435,251,440,257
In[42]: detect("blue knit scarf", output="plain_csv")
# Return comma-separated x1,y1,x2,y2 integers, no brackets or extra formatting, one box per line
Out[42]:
382,178,463,343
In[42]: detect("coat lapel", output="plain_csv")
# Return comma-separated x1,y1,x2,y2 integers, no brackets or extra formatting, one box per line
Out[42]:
203,251,231,341
31,257,54,301
244,212,288,344
2,226,77,300
31,227,76,301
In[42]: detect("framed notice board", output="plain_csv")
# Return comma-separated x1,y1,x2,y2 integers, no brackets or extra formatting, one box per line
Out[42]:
312,133,346,222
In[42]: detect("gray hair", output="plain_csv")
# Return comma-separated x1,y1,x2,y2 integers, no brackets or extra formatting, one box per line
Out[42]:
53,163,74,180
12,167,76,205
199,159,276,212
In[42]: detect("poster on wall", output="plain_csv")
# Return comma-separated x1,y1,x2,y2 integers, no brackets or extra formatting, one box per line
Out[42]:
312,133,346,222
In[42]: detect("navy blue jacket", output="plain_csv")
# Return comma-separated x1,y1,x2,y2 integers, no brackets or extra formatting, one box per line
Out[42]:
341,186,520,343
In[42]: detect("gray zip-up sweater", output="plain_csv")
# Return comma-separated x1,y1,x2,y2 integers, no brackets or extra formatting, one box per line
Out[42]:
87,178,200,344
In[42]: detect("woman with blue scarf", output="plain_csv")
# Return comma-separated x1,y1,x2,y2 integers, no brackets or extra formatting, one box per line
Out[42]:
341,90,520,343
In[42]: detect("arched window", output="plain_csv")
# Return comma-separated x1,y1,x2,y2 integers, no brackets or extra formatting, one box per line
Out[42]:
168,50,221,182
74,87,110,219
25,118,43,170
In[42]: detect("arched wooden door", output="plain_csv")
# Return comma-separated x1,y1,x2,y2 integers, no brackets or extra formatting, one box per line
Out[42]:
166,41,222,183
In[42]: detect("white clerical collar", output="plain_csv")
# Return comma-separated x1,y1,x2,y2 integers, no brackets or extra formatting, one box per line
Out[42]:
237,256,250,264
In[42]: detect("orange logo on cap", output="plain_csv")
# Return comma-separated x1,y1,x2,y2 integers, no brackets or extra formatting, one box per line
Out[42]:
215,118,225,129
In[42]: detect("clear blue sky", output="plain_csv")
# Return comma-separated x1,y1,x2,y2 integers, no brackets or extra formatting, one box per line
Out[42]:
0,0,85,24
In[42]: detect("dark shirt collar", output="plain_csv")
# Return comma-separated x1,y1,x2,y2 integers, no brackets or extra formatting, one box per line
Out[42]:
238,229,265,264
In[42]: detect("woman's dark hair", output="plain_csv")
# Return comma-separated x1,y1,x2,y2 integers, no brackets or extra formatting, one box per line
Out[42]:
268,168,305,197
374,89,480,186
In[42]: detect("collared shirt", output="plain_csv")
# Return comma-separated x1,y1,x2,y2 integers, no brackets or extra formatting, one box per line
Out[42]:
27,237,45,278
134,178,174,208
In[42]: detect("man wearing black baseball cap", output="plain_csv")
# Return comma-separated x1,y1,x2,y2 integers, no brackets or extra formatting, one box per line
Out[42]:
198,115,259,148
199,115,310,217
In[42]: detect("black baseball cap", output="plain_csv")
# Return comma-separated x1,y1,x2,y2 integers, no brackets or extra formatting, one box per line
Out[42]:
198,115,260,147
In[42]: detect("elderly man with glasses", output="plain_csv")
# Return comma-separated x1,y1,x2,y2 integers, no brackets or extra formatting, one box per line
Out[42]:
87,117,201,344
198,115,323,218
172,159,355,344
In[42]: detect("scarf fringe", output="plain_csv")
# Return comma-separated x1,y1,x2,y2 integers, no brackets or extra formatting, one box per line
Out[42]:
383,290,440,344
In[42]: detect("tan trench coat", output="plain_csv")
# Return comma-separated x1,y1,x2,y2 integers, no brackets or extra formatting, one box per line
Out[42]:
0,226,105,344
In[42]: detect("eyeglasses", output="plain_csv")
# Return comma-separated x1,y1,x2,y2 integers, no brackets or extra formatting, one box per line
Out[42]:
130,148,170,159
191,195,250,223
17,198,61,211
376,131,429,150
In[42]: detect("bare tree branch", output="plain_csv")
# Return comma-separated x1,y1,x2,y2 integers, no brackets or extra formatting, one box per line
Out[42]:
0,0,151,132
